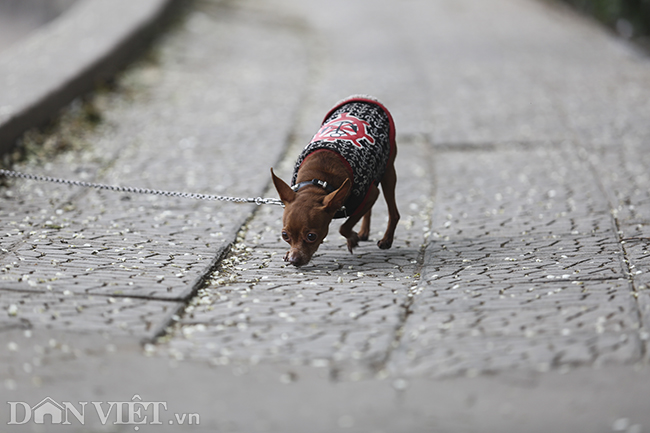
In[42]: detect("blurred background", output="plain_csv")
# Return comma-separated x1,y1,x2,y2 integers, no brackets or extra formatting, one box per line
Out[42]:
1,0,649,54
0,0,78,54
560,0,650,44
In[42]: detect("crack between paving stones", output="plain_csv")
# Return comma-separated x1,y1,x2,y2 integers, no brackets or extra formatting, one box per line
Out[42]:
144,204,261,344
0,286,184,303
574,141,648,361
431,139,567,154
610,216,647,360
370,241,429,377
370,137,437,377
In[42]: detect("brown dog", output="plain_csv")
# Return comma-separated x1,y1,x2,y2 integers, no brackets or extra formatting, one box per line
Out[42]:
271,95,400,267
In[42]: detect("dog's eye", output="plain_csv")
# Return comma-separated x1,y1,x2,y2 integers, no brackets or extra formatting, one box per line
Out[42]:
306,233,318,242
281,231,290,242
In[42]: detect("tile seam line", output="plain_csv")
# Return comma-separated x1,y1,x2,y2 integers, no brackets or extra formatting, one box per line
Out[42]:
143,192,282,344
0,286,186,303
571,140,647,361
143,230,236,344
429,138,572,153
374,135,437,376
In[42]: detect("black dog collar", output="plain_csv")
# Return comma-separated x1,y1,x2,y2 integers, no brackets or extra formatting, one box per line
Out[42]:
291,178,335,194
291,179,348,219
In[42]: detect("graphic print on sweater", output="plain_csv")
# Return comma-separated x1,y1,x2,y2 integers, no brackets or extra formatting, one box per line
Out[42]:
312,112,375,148
292,95,396,218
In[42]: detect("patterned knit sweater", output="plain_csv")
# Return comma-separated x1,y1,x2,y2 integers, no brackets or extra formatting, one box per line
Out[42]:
291,95,396,219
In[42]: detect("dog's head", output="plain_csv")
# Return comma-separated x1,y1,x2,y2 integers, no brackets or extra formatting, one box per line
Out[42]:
271,169,350,267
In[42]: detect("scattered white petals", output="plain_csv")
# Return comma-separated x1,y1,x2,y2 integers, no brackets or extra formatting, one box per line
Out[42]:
7,304,18,316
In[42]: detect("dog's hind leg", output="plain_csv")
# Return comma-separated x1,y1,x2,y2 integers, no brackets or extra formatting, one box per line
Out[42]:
358,210,371,241
378,162,400,250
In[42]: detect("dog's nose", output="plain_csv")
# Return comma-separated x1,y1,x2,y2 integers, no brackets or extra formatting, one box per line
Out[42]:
284,250,306,267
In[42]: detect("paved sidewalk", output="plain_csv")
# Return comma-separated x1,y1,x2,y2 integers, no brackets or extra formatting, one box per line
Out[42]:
1,0,650,431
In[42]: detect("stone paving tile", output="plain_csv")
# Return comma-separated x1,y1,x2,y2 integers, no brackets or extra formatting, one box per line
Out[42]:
179,256,408,328
0,288,179,338
162,246,408,376
393,332,642,378
408,279,639,335
389,250,642,377
168,322,396,369
1,198,227,299
161,252,410,374
430,143,613,240
414,279,635,313
425,235,625,284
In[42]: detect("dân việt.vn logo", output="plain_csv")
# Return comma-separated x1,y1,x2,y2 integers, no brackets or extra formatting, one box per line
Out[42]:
7,394,199,429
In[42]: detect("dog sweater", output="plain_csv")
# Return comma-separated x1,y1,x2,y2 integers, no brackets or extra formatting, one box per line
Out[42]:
291,95,396,219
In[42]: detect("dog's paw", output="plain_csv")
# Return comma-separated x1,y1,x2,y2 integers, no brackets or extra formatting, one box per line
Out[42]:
346,232,360,253
358,228,369,242
377,238,393,250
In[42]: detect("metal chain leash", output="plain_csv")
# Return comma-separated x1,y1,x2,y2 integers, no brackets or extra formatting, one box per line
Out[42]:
0,168,284,207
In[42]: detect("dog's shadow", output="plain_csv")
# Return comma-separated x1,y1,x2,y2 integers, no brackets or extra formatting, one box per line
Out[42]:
294,239,422,275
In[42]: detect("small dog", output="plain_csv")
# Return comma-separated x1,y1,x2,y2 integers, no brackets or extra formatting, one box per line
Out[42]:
271,95,400,267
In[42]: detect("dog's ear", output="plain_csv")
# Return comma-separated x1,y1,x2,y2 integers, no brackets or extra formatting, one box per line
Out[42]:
322,178,351,213
271,168,296,204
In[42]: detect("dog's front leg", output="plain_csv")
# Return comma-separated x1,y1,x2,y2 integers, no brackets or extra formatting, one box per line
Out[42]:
358,209,372,241
339,184,379,253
